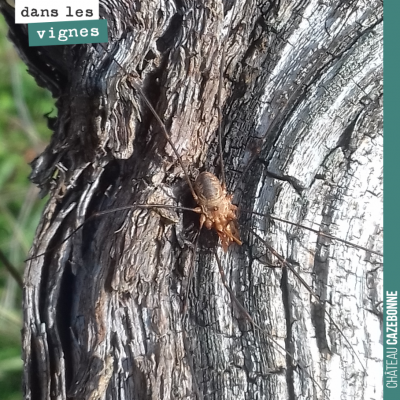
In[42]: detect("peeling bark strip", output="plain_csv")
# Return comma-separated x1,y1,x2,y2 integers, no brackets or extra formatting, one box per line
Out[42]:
0,1,383,399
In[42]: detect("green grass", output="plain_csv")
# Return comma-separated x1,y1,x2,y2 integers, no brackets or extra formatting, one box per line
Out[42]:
0,14,55,400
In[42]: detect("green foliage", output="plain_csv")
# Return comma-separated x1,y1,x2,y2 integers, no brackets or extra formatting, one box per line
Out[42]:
0,14,55,400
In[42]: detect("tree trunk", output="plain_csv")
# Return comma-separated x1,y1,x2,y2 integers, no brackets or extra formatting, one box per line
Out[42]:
1,1,383,399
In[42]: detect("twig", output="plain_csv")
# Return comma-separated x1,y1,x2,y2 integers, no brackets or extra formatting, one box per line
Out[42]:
0,248,23,288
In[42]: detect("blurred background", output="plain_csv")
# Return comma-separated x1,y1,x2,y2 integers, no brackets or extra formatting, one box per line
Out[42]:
0,15,55,400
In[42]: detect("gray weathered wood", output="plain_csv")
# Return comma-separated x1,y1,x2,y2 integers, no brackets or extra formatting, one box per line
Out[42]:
1,0,383,399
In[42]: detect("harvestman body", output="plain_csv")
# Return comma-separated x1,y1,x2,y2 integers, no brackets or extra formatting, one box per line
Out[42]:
193,171,242,251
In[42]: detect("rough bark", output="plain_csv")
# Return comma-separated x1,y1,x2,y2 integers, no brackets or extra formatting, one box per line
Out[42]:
1,1,383,399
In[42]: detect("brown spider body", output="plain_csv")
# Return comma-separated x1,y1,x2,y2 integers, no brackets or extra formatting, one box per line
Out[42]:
193,171,242,251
